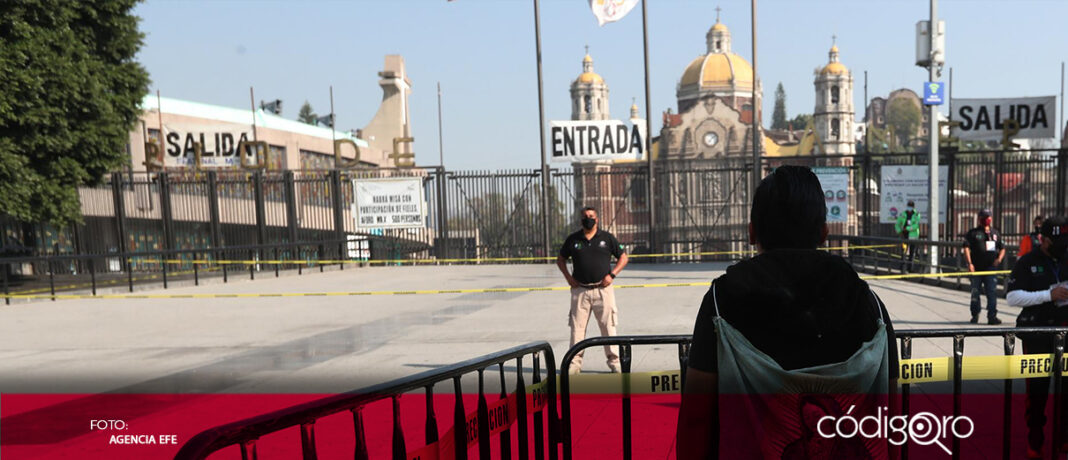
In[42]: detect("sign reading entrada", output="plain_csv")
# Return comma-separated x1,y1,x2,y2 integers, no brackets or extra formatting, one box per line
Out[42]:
549,120,645,163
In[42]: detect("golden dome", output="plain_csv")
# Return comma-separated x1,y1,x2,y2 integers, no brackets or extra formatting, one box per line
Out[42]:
583,54,592,63
679,52,753,89
821,62,848,75
712,22,728,32
822,44,846,74
577,72,604,84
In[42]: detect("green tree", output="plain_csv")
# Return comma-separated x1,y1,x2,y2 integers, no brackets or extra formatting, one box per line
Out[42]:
886,98,921,150
787,114,812,130
770,83,788,130
297,101,317,124
0,0,150,226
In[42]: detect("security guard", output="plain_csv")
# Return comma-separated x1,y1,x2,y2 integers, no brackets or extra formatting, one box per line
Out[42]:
895,200,921,272
556,206,629,374
1008,216,1068,459
963,208,1006,324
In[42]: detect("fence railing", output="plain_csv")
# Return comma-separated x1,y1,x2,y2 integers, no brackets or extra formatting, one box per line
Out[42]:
0,238,360,303
830,233,1019,293
174,341,558,460
4,149,1061,268
558,335,691,460
557,329,1068,460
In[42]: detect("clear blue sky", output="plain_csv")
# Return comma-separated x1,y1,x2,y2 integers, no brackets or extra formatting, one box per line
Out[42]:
134,0,1067,170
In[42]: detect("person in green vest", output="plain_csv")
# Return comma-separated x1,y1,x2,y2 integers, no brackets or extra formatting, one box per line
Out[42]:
894,200,921,273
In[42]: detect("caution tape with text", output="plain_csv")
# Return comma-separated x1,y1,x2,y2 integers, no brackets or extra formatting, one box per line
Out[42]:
563,353,1068,394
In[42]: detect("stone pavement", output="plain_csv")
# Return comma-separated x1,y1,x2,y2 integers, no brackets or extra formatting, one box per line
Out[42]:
0,262,1022,394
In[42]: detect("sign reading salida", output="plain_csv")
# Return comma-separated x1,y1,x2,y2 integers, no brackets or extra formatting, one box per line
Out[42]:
951,96,1056,140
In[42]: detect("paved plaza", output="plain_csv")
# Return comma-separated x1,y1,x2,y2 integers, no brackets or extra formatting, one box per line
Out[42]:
0,262,1022,394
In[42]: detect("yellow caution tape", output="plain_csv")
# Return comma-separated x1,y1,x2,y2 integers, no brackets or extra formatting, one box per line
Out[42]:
565,354,1068,393
9,266,224,296
0,268,1013,300
126,244,898,266
863,269,1010,280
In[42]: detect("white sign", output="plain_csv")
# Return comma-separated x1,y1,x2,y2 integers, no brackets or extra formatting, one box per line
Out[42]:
549,120,645,163
352,178,426,229
880,165,948,224
951,96,1056,140
813,167,849,223
161,123,255,168
589,0,639,26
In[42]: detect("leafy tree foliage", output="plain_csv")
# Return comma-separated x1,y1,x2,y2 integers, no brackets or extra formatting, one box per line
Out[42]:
297,101,317,124
770,83,788,130
0,0,150,225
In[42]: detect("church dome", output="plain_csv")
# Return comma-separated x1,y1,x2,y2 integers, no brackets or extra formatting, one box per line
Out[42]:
574,53,605,85
820,62,848,75
679,52,753,90
820,44,848,75
711,22,728,32
577,72,604,84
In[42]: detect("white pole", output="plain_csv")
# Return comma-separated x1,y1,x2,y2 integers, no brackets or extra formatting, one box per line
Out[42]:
927,0,940,273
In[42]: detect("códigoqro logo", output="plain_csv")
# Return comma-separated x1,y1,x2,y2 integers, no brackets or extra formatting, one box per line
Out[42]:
817,406,974,455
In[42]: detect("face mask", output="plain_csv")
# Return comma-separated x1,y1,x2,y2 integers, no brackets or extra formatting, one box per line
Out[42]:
906,206,915,212
1036,226,1043,234
981,217,992,226
581,217,596,230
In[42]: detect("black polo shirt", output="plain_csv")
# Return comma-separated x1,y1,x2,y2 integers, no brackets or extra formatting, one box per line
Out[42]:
1010,249,1068,328
559,229,624,284
963,226,1004,271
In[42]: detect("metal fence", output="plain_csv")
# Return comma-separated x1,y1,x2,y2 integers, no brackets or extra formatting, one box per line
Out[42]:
174,342,558,460
558,329,1068,460
173,327,1068,460
2,148,1064,271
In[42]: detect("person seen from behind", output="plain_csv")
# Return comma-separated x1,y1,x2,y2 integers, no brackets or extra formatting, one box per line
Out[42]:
676,165,898,459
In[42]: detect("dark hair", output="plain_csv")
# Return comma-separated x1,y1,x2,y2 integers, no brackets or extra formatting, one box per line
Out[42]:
581,206,597,215
1035,215,1045,223
750,165,826,250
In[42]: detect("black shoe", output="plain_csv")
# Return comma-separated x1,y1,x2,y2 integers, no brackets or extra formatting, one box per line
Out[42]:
989,317,1003,325
970,315,979,324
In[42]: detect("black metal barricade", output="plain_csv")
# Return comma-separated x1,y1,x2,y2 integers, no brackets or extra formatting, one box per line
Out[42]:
558,329,1068,460
174,342,558,460
895,328,1067,460
559,335,692,460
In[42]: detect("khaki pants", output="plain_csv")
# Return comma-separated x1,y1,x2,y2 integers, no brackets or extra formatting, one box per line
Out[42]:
568,285,620,373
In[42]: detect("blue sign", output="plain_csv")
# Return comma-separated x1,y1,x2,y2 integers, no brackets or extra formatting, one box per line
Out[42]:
923,81,944,105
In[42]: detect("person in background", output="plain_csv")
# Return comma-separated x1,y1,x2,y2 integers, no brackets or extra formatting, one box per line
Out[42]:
895,200,921,273
1018,215,1045,258
963,208,1006,325
677,166,897,459
556,206,628,374
1007,216,1068,459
